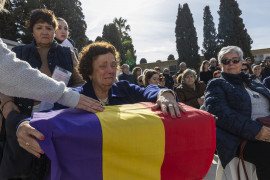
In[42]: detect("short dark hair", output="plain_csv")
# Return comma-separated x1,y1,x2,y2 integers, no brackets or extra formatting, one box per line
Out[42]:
78,42,119,82
26,9,58,33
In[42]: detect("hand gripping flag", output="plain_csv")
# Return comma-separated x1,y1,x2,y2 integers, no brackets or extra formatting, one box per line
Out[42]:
30,102,216,180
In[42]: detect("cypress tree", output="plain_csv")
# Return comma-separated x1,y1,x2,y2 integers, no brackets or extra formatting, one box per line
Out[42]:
217,0,253,57
202,6,218,60
175,3,201,69
102,23,125,64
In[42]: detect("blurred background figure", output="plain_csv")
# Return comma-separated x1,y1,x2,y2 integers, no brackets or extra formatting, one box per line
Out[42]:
162,68,174,89
209,58,221,74
118,64,134,84
143,69,149,75
241,62,253,74
154,67,161,74
132,67,142,85
172,74,179,89
55,17,78,57
136,75,144,87
175,69,206,109
245,57,253,66
143,69,159,87
176,62,187,76
261,56,270,80
252,64,262,83
176,73,183,86
199,60,213,85
158,75,167,88
213,70,221,78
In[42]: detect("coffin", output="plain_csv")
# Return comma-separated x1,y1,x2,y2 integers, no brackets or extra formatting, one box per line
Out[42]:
30,102,216,180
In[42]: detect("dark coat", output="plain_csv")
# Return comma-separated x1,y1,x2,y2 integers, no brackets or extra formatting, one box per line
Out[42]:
204,72,270,167
163,74,174,90
199,70,213,85
12,40,73,117
175,81,206,109
73,80,162,105
118,73,135,84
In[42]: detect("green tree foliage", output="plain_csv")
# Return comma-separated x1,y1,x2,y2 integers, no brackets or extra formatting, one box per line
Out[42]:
42,0,89,50
122,35,136,70
1,0,44,43
113,17,136,68
167,54,175,60
140,58,147,64
202,6,218,60
113,17,130,40
175,3,201,69
217,0,253,57
102,23,125,64
0,0,20,41
0,0,89,50
95,36,106,42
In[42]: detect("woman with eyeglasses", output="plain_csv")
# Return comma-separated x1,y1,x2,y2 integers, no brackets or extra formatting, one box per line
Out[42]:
136,75,144,87
204,46,270,179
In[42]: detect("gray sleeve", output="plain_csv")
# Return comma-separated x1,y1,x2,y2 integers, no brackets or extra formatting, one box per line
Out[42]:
0,39,80,108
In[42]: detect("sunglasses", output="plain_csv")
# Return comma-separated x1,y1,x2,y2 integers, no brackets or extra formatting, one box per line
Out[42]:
221,57,241,65
241,68,248,71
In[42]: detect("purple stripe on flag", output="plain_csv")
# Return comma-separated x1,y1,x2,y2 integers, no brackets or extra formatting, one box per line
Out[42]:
31,109,103,180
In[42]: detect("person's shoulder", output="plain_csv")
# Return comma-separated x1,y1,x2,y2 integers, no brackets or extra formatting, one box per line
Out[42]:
207,78,226,88
114,80,132,88
12,44,31,52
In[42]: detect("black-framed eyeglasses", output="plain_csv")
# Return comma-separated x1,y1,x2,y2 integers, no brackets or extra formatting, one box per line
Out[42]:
241,68,248,72
221,57,241,65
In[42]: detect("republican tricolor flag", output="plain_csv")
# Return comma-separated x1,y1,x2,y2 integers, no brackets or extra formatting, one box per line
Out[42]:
30,102,215,180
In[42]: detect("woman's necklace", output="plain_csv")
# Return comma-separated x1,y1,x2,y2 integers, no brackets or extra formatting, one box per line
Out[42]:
98,97,109,106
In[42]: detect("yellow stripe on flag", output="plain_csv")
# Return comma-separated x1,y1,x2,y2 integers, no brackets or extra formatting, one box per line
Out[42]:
96,103,165,180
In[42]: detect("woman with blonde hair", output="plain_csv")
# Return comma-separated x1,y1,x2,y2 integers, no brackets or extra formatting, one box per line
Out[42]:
199,60,213,84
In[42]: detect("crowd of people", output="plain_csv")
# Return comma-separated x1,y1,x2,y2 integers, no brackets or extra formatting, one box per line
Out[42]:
1,2,270,179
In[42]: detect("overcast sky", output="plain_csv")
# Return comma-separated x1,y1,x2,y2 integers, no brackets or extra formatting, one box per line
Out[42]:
79,0,269,63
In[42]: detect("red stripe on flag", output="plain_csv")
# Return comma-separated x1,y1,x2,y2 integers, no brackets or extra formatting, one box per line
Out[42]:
139,102,216,180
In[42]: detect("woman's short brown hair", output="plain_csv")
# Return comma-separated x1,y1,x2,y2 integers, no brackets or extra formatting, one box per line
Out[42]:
78,41,120,82
143,69,158,87
26,9,58,33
